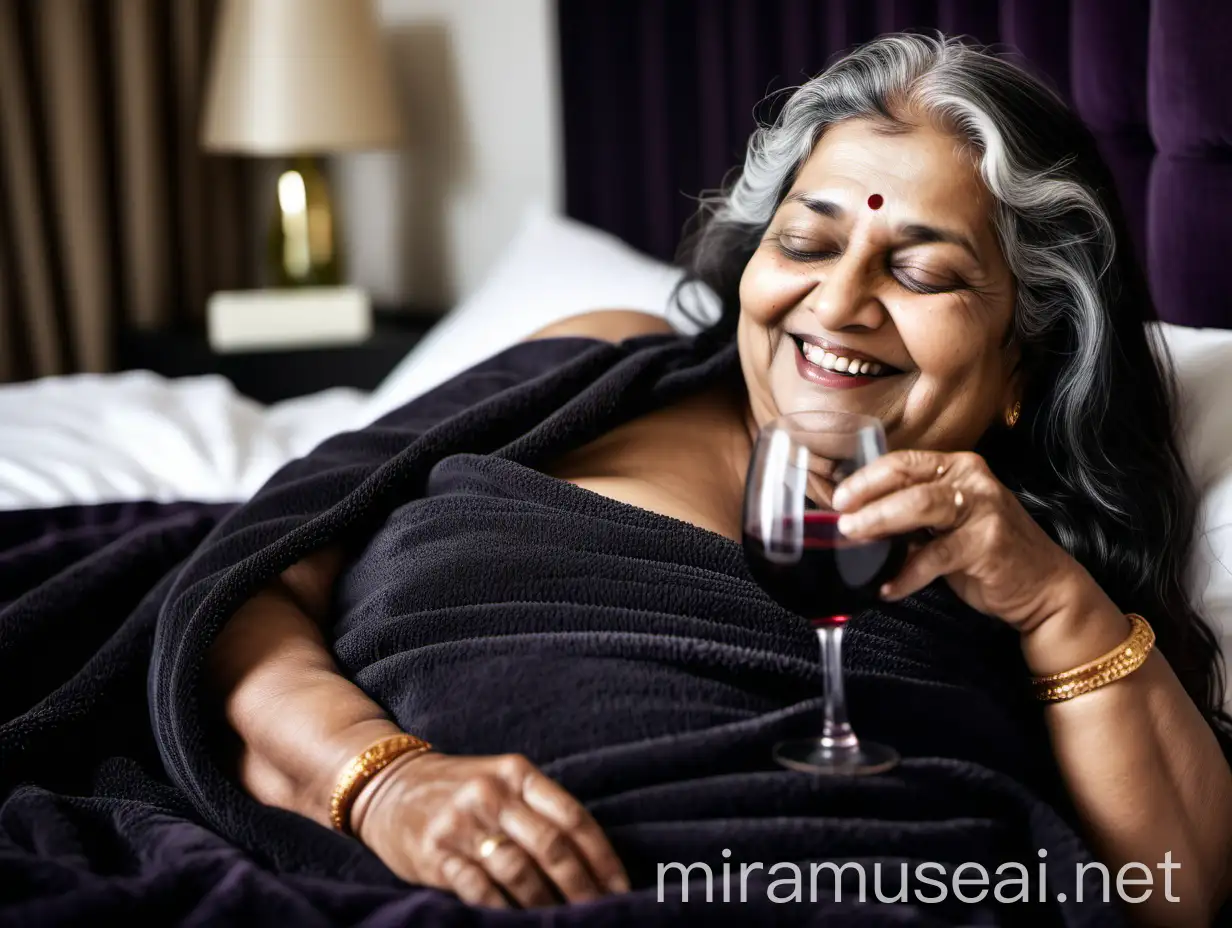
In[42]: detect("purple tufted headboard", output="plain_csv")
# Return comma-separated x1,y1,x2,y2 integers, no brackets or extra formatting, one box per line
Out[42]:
557,0,1231,328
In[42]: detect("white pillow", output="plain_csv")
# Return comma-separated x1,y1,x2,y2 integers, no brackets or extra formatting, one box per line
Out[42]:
1156,323,1232,707
363,207,706,422
1156,324,1232,495
0,371,366,510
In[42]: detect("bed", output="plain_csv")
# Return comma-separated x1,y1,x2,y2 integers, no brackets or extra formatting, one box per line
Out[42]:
2,1,1232,923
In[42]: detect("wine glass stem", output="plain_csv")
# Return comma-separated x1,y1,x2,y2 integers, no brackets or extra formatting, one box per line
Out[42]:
817,625,858,750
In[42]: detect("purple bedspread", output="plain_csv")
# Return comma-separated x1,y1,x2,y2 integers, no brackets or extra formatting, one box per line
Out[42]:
0,335,1140,927
0,501,235,610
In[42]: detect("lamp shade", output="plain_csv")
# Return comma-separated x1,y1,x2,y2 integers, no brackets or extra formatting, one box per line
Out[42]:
201,0,401,154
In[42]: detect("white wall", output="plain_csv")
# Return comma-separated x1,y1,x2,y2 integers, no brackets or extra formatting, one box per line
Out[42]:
333,0,562,310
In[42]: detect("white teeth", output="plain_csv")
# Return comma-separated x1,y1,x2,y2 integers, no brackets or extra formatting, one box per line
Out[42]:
796,338,887,377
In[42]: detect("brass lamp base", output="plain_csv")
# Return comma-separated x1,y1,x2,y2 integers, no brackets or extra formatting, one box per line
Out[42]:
267,155,344,287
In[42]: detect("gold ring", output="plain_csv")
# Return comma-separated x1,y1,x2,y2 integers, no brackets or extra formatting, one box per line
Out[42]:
478,833,508,860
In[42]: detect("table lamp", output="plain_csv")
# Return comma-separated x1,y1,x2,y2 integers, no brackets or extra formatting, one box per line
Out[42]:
201,0,401,290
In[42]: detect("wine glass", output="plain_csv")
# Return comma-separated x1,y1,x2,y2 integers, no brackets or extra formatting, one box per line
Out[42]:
742,410,906,775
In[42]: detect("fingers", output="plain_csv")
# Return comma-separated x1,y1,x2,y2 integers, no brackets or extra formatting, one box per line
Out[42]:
432,754,626,909
823,448,1069,626
449,761,559,907
833,449,980,511
469,830,559,908
837,480,968,540
519,766,630,894
440,853,508,908
499,799,607,902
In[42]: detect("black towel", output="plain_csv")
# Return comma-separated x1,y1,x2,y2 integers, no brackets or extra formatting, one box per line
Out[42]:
1,332,1127,926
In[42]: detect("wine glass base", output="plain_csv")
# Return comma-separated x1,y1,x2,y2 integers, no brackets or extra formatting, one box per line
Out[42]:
773,738,899,775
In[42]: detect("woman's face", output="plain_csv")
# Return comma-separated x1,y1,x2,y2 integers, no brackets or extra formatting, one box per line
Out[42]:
737,117,1018,453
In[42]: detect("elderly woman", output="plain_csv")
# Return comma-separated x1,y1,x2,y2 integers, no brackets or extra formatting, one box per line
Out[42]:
194,34,1231,926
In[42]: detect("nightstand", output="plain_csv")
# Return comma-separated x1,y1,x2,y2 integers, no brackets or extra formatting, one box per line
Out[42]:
116,309,439,404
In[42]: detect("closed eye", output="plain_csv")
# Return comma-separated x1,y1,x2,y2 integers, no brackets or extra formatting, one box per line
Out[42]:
890,264,965,295
775,241,839,263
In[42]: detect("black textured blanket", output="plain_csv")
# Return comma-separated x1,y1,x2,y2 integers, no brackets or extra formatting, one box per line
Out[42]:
1,333,1129,926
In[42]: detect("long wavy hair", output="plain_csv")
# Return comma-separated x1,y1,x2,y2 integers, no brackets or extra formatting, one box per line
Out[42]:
671,32,1231,746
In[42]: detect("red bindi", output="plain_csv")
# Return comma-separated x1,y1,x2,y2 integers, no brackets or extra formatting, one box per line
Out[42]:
867,193,884,210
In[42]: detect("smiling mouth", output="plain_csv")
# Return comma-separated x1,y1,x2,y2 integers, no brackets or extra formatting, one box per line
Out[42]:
789,335,902,378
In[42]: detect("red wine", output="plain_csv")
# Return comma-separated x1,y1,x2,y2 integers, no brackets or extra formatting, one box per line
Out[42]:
809,614,851,629
743,511,908,622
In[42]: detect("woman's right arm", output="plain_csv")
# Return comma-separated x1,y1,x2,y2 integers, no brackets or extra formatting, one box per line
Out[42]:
204,546,400,822
204,547,630,908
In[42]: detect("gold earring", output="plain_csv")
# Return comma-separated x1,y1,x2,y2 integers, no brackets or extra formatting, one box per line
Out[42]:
1005,400,1021,429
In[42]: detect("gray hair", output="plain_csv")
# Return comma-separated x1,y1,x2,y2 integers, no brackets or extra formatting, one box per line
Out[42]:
675,32,1128,559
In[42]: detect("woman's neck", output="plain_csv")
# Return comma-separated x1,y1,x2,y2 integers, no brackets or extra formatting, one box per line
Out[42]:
709,378,759,506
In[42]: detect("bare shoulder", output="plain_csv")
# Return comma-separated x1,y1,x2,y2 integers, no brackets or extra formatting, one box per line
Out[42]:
522,310,676,343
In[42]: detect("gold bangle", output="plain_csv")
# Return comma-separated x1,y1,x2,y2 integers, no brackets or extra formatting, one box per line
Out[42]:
1032,613,1155,702
329,733,433,835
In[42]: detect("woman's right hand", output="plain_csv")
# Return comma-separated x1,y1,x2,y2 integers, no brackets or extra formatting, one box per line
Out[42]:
349,749,631,908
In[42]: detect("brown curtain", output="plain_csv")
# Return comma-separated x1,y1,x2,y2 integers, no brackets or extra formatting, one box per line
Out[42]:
0,0,258,382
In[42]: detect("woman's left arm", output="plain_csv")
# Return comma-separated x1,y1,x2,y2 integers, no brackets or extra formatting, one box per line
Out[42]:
1026,573,1232,926
833,450,1232,928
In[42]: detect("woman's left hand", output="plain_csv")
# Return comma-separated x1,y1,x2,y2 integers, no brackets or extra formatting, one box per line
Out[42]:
831,449,1086,633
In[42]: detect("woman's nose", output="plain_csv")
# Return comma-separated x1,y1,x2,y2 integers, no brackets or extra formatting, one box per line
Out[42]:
803,251,887,331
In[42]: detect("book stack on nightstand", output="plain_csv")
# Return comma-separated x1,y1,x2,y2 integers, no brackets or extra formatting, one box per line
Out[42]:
117,305,438,405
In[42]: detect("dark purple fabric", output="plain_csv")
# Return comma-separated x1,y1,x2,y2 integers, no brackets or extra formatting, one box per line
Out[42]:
0,334,1134,925
0,501,235,610
1070,0,1152,269
996,0,1071,101
1147,0,1232,329
0,500,229,796
557,0,1229,328
145,331,1125,927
